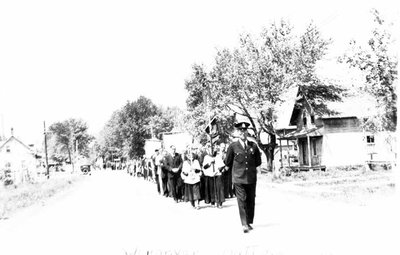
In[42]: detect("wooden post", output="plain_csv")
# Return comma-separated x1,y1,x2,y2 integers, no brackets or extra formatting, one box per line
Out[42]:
287,139,291,167
205,85,218,205
44,121,50,179
307,135,312,167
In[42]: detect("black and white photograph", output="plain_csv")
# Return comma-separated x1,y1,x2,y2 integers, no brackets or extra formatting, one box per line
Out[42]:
0,0,398,254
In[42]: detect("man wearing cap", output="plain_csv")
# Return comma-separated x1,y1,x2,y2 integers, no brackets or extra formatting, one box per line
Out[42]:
224,121,262,233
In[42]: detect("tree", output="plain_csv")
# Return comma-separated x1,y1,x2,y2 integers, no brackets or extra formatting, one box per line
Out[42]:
147,106,183,139
48,118,94,165
340,9,397,132
184,64,236,145
185,20,345,172
117,96,159,158
296,23,347,116
99,96,171,160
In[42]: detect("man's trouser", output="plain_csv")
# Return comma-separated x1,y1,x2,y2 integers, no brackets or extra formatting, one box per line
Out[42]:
167,173,177,200
161,169,169,196
155,174,161,193
234,183,256,226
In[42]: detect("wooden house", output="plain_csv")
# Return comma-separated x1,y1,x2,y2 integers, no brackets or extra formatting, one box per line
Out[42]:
278,91,396,170
0,133,41,184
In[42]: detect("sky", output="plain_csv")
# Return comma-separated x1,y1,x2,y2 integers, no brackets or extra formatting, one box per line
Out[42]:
0,0,398,145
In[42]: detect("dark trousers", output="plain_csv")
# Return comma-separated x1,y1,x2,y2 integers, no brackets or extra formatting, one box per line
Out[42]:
161,169,169,196
167,173,177,200
176,175,185,201
155,174,161,193
204,176,225,204
234,183,256,226
223,170,234,198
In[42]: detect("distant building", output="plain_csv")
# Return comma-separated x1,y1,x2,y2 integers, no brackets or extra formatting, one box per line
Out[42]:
0,132,42,184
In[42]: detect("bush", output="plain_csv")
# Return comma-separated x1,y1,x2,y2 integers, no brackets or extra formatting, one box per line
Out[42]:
2,169,14,186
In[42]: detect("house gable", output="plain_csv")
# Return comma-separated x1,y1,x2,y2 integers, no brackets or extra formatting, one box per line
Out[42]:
289,96,318,130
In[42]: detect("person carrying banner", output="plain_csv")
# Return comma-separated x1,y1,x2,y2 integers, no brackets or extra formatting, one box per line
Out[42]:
224,121,262,233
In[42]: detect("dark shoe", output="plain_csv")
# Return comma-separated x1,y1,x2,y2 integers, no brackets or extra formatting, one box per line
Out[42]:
247,224,253,230
242,225,250,233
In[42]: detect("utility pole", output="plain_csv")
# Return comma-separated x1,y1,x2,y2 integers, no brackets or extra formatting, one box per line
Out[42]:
44,121,50,179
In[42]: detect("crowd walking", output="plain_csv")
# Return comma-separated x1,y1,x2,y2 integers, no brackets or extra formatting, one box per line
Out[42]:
122,121,261,233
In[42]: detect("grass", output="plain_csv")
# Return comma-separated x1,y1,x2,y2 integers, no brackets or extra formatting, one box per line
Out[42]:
258,166,396,205
0,174,84,219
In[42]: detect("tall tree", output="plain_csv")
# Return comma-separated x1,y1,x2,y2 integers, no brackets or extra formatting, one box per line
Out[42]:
118,96,159,158
296,23,346,115
99,96,163,159
185,20,345,172
340,9,397,132
147,106,183,139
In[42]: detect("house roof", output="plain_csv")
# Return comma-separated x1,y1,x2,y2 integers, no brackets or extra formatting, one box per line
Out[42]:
276,86,301,129
286,87,379,125
322,94,378,119
281,127,323,139
0,136,35,153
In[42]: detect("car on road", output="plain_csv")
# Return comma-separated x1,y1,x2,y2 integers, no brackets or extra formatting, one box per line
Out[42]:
80,164,91,175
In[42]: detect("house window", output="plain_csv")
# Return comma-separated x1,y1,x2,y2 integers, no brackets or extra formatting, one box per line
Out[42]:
303,114,307,126
366,135,375,144
6,146,10,153
311,115,315,124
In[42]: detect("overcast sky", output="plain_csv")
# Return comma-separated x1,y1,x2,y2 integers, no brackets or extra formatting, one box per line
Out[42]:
0,0,397,144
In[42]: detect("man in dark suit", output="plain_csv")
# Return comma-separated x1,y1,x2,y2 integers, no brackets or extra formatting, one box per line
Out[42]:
224,121,262,233
169,145,183,202
161,150,173,197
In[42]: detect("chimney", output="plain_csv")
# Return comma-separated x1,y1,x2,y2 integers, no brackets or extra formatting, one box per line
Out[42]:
11,127,14,137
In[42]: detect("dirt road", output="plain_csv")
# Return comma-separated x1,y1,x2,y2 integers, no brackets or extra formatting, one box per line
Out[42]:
0,170,397,255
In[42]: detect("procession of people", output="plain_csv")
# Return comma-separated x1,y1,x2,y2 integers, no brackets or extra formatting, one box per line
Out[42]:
122,121,262,233
129,142,232,209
